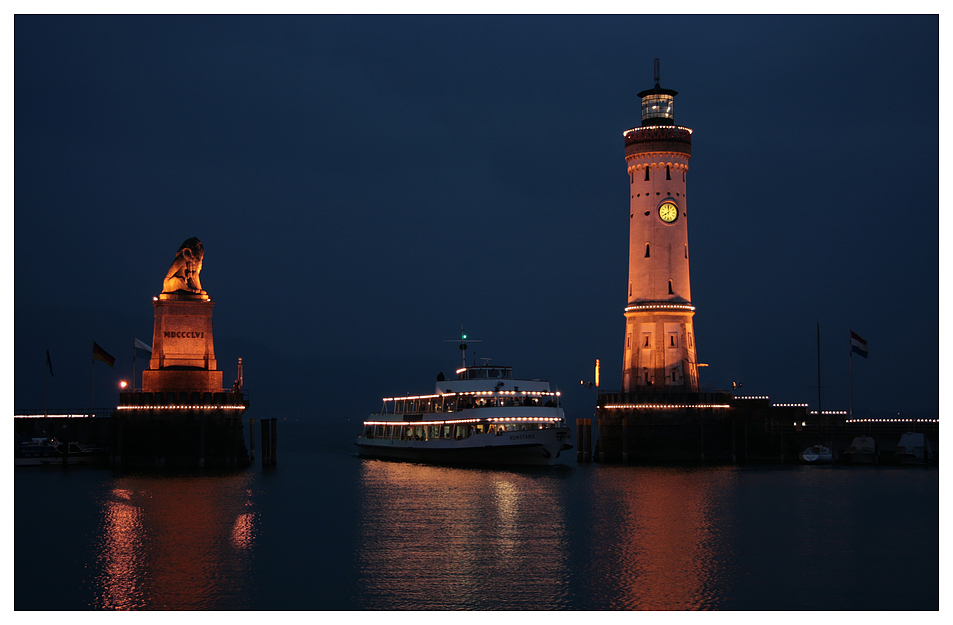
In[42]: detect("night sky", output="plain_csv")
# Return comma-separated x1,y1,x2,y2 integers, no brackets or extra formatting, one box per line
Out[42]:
13,14,939,424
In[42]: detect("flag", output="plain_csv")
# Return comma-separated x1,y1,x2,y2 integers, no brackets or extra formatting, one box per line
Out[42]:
93,341,116,367
45,348,54,377
850,331,868,358
134,338,153,356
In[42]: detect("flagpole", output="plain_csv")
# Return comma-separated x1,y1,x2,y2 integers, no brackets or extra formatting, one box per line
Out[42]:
90,344,95,419
849,331,854,421
44,349,49,418
816,322,822,421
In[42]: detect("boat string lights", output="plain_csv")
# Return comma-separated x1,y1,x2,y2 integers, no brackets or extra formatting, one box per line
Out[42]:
602,404,730,410
383,390,560,402
116,404,247,411
364,416,563,427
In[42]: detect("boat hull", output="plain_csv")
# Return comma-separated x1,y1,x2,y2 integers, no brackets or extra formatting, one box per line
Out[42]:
355,428,573,467
799,446,835,464
844,436,877,464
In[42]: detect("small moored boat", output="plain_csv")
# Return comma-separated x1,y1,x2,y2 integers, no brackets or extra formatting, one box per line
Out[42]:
844,435,877,464
894,432,934,465
799,444,835,464
15,437,109,466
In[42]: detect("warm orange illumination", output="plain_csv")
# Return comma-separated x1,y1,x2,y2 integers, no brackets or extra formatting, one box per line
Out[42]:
94,473,257,609
585,466,734,608
595,359,600,388
119,381,128,389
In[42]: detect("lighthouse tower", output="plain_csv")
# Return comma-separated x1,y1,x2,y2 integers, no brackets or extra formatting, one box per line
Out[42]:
621,61,698,393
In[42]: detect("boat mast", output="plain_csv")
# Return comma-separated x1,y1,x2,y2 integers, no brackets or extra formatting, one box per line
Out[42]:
445,324,481,369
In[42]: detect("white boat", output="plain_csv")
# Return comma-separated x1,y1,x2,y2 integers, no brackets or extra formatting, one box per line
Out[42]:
355,360,573,467
14,437,109,466
894,432,934,465
844,435,877,464
799,444,835,464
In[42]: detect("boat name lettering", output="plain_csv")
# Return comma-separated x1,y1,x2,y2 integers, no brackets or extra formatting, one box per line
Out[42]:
509,434,536,440
164,331,205,338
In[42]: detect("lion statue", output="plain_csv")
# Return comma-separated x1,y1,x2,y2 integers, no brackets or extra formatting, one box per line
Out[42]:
162,237,206,295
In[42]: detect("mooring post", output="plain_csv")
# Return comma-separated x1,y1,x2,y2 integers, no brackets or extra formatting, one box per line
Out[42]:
576,418,584,462
261,419,270,467
270,418,277,466
583,418,591,463
249,417,255,461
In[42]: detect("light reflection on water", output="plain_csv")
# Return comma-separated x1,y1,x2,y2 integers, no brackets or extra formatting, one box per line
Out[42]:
581,466,739,610
355,460,571,609
14,426,939,611
354,462,742,610
92,473,257,610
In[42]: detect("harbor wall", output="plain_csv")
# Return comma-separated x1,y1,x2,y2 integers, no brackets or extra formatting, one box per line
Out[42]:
16,391,253,470
594,393,939,464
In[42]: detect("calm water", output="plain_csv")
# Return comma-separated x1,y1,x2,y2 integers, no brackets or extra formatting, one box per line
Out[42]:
15,420,938,610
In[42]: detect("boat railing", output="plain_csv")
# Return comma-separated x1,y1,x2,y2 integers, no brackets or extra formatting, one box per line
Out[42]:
360,419,563,441
379,395,561,414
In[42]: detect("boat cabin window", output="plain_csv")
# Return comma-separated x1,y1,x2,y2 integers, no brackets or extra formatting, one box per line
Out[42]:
458,367,513,380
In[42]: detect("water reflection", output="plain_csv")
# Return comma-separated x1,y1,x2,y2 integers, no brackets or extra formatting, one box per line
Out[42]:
584,466,739,610
356,460,571,609
94,473,257,610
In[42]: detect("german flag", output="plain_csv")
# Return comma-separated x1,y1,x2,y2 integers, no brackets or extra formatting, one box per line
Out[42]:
92,341,116,368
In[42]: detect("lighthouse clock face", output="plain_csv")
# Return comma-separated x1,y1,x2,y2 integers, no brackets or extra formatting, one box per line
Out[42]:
658,202,678,223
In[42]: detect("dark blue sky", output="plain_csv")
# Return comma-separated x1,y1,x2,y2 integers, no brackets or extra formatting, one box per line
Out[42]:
13,14,939,423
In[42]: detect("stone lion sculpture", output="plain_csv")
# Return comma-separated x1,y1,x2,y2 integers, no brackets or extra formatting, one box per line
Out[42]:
162,237,206,295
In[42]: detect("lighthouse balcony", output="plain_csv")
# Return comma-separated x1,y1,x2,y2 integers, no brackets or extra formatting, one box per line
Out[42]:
624,299,695,313
624,125,692,156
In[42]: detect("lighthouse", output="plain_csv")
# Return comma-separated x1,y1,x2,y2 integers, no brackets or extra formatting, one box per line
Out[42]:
621,60,698,393
590,62,830,465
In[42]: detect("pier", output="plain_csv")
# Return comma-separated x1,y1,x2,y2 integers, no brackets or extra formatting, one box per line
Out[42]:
586,392,938,464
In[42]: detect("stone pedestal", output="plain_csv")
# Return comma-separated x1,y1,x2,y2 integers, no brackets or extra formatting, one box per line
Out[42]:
142,293,223,393
115,239,250,470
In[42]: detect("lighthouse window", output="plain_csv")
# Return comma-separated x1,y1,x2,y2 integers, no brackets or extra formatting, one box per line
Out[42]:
666,165,671,180
668,280,674,294
644,168,650,181
644,243,650,258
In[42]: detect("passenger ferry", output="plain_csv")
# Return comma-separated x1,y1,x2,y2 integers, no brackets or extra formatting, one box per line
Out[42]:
355,358,573,467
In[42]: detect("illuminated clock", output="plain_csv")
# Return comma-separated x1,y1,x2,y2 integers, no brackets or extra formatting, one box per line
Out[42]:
658,202,678,223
